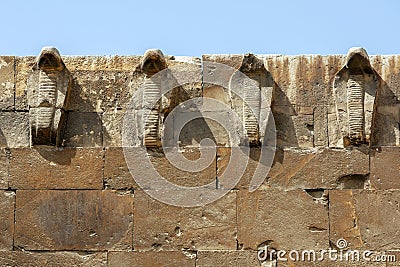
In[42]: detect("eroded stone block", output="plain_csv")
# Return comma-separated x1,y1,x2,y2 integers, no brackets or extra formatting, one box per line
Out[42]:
370,147,400,189
134,190,236,250
0,149,8,189
330,190,400,250
0,190,15,250
15,190,133,250
0,112,30,148
9,148,103,189
0,56,15,110
63,112,103,147
237,189,329,250
105,147,216,189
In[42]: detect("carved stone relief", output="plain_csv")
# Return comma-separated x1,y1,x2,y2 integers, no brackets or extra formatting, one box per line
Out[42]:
28,47,71,146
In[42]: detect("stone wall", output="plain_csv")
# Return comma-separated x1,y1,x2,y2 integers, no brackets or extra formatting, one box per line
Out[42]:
0,48,399,266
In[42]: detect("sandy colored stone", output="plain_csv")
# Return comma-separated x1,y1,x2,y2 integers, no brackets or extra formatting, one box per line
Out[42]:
218,148,369,190
329,190,364,249
105,147,216,189
330,189,400,251
108,251,195,267
63,112,103,147
202,54,244,69
9,147,103,189
370,147,400,189
314,106,328,147
265,55,344,108
15,190,133,251
237,189,329,250
0,149,8,189
196,250,264,267
268,148,369,190
134,190,236,250
273,112,314,148
0,56,15,110
0,251,107,267
0,190,15,250
15,56,35,110
0,112,30,148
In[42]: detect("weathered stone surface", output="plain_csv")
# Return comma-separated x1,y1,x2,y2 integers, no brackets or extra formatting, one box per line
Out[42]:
197,250,264,267
370,147,400,189
105,147,216,189
218,148,369,190
108,251,195,267
0,149,8,189
0,112,30,148
9,148,103,189
104,147,135,189
134,190,236,250
63,112,103,147
237,189,329,250
15,56,35,110
268,148,369,190
329,190,364,249
265,55,344,108
217,147,263,190
314,106,328,147
62,56,142,112
202,54,244,69
15,190,133,250
273,112,314,147
0,251,107,267
0,190,15,250
102,110,124,147
330,190,400,250
0,56,15,110
386,250,400,266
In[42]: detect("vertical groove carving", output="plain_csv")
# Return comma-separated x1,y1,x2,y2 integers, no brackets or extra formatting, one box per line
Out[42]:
143,79,161,147
28,47,70,146
332,47,377,148
239,53,263,145
140,49,167,147
243,83,260,141
347,74,365,144
38,70,57,106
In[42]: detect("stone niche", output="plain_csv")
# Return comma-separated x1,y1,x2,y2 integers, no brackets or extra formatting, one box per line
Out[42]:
27,47,71,146
331,47,378,148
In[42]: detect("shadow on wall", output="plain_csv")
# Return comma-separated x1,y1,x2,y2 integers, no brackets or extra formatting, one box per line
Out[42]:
371,74,400,146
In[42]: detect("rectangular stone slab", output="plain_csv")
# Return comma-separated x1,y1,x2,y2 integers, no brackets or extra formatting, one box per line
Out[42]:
14,190,133,250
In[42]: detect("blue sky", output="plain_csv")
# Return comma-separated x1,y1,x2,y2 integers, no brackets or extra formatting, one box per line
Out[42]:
1,0,399,56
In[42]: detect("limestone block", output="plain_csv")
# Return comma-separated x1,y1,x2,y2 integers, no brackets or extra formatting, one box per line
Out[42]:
9,148,103,189
0,190,15,250
330,189,400,250
237,189,329,250
15,190,133,250
0,56,15,110
133,190,236,250
0,112,30,148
